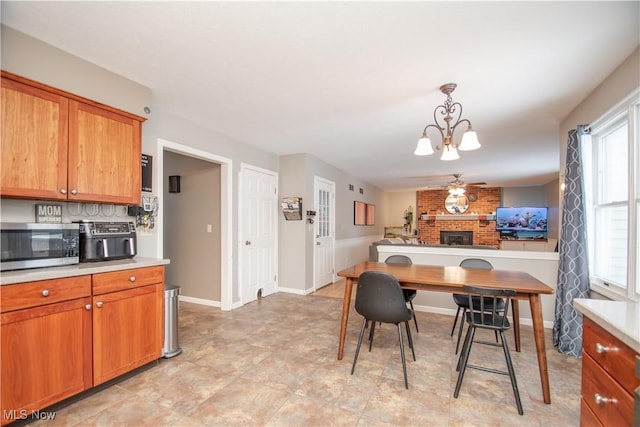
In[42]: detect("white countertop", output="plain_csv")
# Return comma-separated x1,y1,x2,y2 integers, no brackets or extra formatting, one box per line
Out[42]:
573,298,640,353
0,257,170,285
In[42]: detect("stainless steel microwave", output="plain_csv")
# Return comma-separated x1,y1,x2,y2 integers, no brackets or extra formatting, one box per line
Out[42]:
0,223,79,271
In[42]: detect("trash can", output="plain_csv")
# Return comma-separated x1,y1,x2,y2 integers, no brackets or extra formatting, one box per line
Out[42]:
162,284,182,358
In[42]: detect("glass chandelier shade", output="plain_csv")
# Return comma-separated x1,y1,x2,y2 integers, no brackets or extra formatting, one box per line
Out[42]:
415,83,480,160
414,136,434,155
440,145,459,161
458,130,481,151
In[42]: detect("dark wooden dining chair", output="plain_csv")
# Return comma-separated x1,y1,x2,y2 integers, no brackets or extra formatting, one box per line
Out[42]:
451,258,505,353
351,271,415,389
384,255,419,332
454,285,523,415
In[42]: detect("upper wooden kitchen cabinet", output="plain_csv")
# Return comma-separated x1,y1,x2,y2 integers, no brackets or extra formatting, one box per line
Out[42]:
0,71,145,205
0,76,69,201
68,100,142,204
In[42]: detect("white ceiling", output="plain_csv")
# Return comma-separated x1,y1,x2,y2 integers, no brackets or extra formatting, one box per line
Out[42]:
2,1,638,190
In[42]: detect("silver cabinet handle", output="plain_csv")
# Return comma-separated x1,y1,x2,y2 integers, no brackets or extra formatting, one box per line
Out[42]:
71,189,78,195
96,301,103,308
594,393,617,405
129,276,136,282
595,343,618,353
85,304,92,311
41,289,50,297
60,188,67,195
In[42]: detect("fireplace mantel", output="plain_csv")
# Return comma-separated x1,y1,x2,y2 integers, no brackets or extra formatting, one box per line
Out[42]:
420,214,496,221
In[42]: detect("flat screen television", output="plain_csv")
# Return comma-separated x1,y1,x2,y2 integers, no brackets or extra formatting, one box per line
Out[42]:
495,207,548,232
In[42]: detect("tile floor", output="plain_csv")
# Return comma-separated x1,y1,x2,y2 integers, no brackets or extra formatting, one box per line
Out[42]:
29,285,582,426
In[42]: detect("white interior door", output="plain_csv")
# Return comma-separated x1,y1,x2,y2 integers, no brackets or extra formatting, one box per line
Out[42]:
314,177,335,290
240,165,278,304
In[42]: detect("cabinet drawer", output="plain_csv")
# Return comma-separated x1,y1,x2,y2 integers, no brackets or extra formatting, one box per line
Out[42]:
583,317,639,395
92,266,164,295
581,353,634,426
0,276,91,313
580,398,603,427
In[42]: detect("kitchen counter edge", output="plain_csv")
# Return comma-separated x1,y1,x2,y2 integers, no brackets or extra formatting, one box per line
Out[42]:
0,257,170,285
573,298,640,353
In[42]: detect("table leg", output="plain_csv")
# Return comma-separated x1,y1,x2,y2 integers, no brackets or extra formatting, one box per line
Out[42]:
529,294,551,404
337,277,354,360
511,299,521,352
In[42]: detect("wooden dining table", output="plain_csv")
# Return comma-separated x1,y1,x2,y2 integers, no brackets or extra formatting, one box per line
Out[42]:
336,261,555,404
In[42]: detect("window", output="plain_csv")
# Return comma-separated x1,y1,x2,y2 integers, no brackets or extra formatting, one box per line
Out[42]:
582,92,639,300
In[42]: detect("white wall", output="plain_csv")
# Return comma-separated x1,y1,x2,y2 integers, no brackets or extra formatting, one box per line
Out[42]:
501,186,546,207
385,191,417,233
560,47,639,169
143,110,279,306
1,26,151,120
279,154,387,294
163,152,221,302
501,183,560,240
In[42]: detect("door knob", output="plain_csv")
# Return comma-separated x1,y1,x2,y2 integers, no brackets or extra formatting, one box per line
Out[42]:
96,301,103,308
245,240,251,245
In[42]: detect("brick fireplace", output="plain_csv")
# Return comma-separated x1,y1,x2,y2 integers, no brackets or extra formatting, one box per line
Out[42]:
416,187,501,247
440,230,473,245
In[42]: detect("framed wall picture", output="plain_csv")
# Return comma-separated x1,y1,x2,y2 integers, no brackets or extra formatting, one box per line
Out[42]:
354,201,366,225
366,204,376,225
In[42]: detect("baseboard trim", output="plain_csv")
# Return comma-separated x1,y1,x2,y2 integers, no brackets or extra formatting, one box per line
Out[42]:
278,286,313,296
179,295,221,307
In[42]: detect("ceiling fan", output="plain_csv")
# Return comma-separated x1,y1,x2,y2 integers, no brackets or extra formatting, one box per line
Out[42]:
446,174,486,189
446,174,467,195
406,173,487,190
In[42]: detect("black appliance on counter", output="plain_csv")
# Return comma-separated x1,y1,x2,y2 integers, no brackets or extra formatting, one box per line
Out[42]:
76,220,137,262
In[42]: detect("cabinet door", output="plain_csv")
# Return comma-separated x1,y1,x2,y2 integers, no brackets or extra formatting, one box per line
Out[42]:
68,100,141,205
1,298,92,425
0,77,69,200
92,283,163,385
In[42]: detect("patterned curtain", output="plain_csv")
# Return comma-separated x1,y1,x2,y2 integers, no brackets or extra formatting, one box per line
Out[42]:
553,125,591,357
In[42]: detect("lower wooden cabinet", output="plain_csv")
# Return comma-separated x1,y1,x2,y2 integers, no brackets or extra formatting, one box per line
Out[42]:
0,266,164,425
1,296,92,425
580,317,639,426
93,283,163,385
